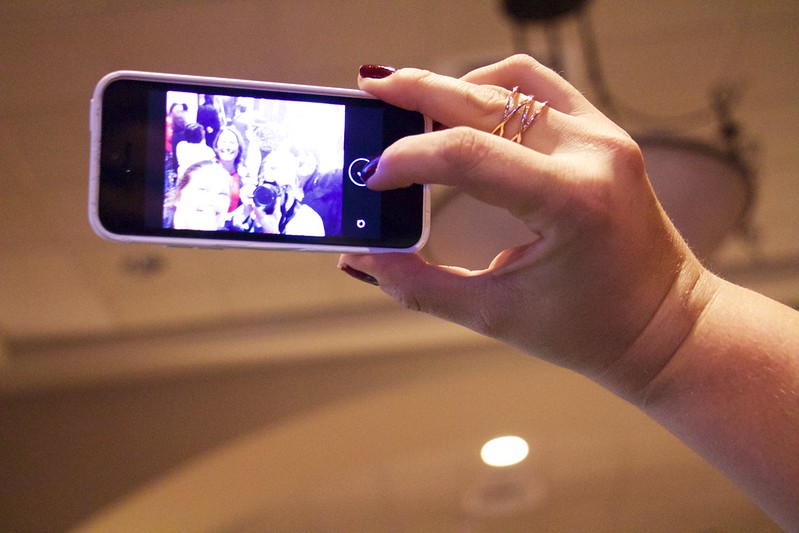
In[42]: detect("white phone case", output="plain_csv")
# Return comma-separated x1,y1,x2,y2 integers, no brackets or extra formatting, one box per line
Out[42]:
89,70,430,253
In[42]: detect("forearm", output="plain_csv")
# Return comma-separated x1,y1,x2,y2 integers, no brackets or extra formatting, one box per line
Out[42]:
347,57,799,528
606,269,799,529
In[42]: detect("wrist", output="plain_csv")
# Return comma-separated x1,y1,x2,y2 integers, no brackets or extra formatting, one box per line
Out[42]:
594,257,718,405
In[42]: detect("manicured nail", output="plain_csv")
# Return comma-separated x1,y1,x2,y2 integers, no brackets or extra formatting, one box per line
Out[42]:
360,156,380,183
359,64,396,80
339,264,379,286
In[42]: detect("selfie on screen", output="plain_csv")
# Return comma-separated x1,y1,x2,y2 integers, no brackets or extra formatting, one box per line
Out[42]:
163,91,346,237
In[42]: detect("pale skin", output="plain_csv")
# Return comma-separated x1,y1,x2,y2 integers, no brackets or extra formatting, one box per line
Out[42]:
172,163,231,231
247,150,298,233
338,55,799,529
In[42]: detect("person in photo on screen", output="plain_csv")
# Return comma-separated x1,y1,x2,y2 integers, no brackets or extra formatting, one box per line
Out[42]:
175,122,216,179
227,148,325,236
171,160,232,231
213,125,251,212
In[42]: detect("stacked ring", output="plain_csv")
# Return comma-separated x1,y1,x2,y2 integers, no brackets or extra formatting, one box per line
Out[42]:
491,86,549,144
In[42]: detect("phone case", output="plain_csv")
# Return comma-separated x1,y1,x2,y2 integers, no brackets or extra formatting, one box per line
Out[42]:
89,70,430,253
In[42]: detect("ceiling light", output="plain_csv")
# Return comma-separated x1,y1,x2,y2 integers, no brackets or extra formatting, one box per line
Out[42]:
481,435,530,467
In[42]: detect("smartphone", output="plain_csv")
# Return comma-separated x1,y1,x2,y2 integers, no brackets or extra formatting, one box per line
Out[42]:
89,71,430,253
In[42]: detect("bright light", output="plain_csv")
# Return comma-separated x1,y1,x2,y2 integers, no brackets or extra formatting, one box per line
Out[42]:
480,436,529,467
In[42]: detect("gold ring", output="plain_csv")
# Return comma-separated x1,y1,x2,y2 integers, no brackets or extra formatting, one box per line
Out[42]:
510,98,549,144
491,87,549,144
490,86,523,138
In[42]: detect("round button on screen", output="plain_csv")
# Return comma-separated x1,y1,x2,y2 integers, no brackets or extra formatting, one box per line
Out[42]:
348,158,370,187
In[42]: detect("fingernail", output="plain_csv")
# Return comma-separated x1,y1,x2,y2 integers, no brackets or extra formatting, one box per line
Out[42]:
359,64,396,80
360,156,380,183
339,264,380,286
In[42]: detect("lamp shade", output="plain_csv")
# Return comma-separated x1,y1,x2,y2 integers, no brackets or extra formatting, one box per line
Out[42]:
639,136,751,258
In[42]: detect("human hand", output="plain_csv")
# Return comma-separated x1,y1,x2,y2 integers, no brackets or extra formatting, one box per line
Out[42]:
339,55,712,390
239,183,257,208
233,183,278,233
250,193,283,234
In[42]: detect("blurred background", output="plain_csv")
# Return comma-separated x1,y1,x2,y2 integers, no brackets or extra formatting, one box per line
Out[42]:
1,1,796,531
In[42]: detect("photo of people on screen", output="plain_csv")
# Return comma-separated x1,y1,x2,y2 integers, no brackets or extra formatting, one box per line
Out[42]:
163,91,344,237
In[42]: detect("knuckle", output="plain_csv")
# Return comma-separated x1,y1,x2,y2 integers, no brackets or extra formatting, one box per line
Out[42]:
504,53,540,70
385,283,427,314
396,291,425,314
501,54,548,79
470,304,498,338
501,54,563,88
465,283,509,339
378,261,430,315
602,131,646,177
462,83,506,120
390,68,437,111
439,127,492,172
569,130,648,224
406,68,438,94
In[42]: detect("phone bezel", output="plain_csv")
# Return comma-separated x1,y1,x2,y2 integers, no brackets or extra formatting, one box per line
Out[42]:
88,70,430,253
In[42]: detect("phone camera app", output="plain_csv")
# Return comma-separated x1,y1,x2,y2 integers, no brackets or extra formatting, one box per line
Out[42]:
348,157,370,187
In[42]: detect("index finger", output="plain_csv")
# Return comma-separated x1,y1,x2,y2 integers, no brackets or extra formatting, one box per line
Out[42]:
460,54,599,118
358,55,592,130
362,126,568,222
359,66,508,131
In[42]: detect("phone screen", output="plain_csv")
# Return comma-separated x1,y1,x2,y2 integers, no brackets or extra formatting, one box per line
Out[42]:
92,74,428,251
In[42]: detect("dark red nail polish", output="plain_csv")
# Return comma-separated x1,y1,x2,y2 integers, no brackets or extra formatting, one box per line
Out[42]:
340,264,379,286
360,156,380,182
359,64,396,79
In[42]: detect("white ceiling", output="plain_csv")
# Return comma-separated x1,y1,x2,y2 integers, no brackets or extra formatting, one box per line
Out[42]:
0,1,796,531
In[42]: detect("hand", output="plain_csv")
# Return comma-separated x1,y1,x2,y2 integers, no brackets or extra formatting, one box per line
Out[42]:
235,183,280,233
250,194,283,234
339,55,710,388
341,57,799,530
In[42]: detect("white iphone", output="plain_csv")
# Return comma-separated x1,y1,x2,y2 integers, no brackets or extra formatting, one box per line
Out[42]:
89,71,430,252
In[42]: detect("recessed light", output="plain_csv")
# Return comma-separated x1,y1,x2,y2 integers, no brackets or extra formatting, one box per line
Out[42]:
480,435,529,467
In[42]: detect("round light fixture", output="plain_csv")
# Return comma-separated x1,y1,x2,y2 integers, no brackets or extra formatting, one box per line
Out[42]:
639,136,752,259
480,435,530,467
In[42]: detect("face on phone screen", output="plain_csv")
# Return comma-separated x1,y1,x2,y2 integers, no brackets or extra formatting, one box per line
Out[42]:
166,91,346,238
91,73,429,252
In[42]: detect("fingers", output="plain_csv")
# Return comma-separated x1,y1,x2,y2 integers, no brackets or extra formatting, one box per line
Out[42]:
358,56,613,156
359,61,571,151
363,127,567,219
360,68,507,130
460,54,597,117
338,252,496,333
359,54,593,122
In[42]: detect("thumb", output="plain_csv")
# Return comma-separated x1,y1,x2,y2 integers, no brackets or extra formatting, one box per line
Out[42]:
338,253,492,332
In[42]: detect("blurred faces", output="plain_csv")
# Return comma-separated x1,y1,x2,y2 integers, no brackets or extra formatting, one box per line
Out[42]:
294,147,319,189
173,162,231,230
260,149,300,190
214,128,241,165
170,103,187,129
